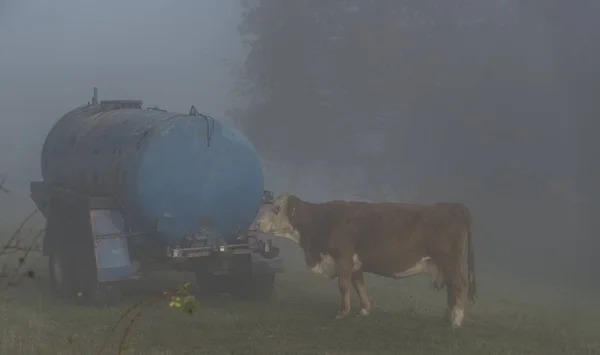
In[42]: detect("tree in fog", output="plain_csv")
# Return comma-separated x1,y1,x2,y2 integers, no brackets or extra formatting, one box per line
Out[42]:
237,0,571,197
237,0,482,199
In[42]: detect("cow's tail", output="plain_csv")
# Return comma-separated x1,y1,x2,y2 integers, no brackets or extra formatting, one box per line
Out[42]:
465,207,477,303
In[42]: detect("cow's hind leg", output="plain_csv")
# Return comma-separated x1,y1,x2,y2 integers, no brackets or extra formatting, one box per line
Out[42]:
351,271,371,316
443,263,468,328
336,273,352,319
335,258,354,319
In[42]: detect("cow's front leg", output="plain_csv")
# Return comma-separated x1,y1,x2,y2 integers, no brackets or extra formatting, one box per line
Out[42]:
335,260,353,319
351,271,371,316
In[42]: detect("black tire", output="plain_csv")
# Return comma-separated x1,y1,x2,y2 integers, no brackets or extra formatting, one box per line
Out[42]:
228,273,276,302
47,201,78,298
48,247,76,297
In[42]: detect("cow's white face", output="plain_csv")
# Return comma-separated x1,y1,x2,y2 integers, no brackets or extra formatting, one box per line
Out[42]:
256,193,301,244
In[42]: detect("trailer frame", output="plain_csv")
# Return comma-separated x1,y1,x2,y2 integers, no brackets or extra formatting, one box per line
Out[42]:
30,181,284,305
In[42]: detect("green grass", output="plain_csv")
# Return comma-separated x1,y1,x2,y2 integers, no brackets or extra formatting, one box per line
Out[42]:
1,252,600,355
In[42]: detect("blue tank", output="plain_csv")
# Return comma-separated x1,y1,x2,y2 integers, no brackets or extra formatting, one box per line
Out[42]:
41,100,264,245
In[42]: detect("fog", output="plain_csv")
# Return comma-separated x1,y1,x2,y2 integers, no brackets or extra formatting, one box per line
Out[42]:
1,0,599,293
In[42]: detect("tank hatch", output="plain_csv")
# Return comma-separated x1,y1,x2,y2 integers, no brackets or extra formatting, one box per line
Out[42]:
100,100,143,111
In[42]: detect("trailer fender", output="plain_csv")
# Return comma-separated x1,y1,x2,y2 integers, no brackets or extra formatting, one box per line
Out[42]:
89,209,133,282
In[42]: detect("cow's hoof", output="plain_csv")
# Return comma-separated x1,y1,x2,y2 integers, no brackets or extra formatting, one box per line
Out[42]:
358,308,370,317
449,307,464,329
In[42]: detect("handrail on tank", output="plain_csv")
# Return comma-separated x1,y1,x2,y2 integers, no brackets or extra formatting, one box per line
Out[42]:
189,105,215,147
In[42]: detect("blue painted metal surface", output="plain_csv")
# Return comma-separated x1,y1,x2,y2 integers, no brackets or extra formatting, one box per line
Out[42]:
90,209,132,282
41,103,265,246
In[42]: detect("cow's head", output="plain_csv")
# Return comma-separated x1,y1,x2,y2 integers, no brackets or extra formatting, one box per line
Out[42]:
256,192,301,244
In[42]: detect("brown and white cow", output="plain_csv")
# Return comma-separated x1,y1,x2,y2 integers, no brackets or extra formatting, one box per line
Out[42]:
256,193,476,328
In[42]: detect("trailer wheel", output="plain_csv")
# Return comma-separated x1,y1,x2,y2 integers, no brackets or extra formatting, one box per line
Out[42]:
46,200,78,298
49,248,76,297
229,273,276,302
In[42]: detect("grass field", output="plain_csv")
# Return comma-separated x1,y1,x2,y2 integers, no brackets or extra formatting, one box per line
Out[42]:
1,246,600,355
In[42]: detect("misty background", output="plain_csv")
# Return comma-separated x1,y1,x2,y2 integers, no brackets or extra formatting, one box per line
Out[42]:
1,0,599,290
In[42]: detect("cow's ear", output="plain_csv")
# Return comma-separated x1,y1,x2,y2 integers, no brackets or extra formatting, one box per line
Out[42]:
285,195,299,216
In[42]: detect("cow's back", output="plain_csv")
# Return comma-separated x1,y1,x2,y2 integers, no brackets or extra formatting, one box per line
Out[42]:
328,201,470,254
304,199,470,250
333,203,428,249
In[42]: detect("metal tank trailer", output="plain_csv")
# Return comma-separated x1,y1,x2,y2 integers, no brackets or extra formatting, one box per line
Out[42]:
30,88,282,305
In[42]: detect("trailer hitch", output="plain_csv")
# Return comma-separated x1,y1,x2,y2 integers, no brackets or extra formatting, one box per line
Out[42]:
256,239,280,259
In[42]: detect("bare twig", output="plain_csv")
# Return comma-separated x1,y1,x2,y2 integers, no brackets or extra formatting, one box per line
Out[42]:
0,175,10,194
95,298,148,355
0,207,44,293
95,289,173,355
5,229,45,288
0,208,40,260
0,245,42,255
95,284,197,355
117,293,171,355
